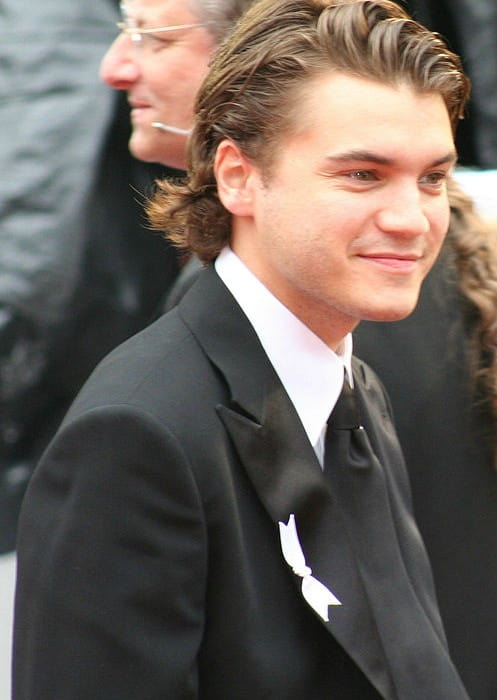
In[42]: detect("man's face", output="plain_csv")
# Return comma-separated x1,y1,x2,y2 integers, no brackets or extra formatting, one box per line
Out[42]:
100,0,215,169
226,73,456,349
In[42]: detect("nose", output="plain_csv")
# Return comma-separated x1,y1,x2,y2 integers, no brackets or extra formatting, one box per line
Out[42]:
100,34,140,89
375,184,430,238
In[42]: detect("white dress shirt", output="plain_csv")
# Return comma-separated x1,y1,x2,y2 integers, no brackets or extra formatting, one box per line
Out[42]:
215,247,353,466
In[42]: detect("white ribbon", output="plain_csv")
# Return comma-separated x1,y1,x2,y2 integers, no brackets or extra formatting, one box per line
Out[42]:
278,513,341,622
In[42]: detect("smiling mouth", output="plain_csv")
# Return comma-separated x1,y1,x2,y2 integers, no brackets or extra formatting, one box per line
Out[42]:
129,104,154,126
129,98,153,115
358,254,422,271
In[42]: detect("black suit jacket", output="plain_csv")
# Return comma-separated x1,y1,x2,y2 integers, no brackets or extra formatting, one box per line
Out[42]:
14,267,465,699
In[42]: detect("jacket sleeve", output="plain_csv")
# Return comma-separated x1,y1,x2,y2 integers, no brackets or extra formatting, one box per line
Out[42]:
13,404,206,699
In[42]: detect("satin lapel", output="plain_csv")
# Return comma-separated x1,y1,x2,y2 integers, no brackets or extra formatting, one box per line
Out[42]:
178,268,394,698
178,267,326,519
178,267,328,515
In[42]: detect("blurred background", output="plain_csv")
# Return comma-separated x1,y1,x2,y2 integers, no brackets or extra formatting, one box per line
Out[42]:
1,0,496,697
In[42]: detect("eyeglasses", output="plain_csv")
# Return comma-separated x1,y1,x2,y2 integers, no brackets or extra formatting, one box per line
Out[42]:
116,19,206,51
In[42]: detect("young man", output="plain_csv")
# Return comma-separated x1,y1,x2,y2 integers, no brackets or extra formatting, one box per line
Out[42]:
14,1,470,697
109,3,497,696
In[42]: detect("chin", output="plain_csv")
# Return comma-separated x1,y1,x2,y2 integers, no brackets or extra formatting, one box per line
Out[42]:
377,309,416,322
364,281,424,321
129,131,163,164
129,141,153,164
364,305,418,323
359,296,421,323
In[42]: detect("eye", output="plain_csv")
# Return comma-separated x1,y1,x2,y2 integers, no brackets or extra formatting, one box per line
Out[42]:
142,32,173,51
419,171,447,187
346,170,378,181
335,169,380,189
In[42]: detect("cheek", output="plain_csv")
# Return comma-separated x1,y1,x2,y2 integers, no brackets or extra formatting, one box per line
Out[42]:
142,68,171,103
431,194,451,233
165,48,210,87
153,65,207,114
145,51,192,92
430,206,451,253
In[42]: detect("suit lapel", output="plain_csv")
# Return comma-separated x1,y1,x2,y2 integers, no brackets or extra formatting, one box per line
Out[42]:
178,266,327,522
178,267,395,698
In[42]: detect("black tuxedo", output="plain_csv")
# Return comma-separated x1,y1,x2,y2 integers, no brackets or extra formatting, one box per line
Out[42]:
14,267,467,699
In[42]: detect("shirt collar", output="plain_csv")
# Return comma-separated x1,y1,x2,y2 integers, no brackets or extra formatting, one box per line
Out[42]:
215,247,353,457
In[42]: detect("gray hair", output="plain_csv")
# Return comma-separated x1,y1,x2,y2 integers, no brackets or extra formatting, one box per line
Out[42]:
188,0,256,43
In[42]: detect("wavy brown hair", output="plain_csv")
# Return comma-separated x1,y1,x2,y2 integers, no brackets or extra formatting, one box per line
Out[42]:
447,178,497,458
147,0,469,260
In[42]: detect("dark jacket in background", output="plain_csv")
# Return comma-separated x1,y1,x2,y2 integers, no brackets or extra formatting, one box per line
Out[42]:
0,0,180,552
405,0,497,168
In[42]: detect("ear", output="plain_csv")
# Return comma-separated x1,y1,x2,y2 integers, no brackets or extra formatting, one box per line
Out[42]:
214,139,258,217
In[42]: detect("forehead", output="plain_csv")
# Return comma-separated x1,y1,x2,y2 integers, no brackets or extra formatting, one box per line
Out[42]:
284,72,454,160
121,0,199,24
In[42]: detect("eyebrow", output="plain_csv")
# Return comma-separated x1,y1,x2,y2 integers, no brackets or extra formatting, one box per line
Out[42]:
325,149,458,168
